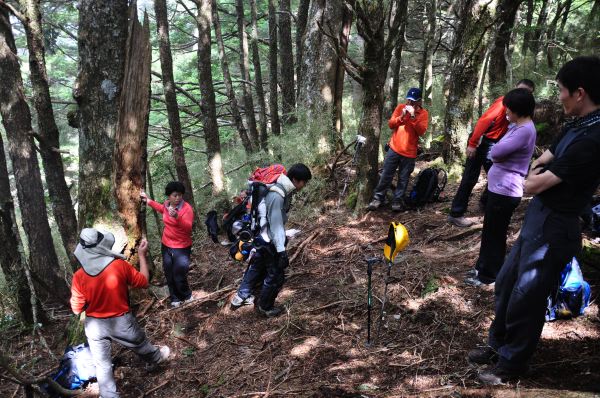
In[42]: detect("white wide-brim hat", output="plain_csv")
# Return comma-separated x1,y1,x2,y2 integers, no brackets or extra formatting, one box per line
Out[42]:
74,228,126,276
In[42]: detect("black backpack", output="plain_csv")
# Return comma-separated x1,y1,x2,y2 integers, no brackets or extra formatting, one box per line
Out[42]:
405,168,447,208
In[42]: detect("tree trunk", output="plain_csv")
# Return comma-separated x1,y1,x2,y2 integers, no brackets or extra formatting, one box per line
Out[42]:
520,0,534,57
545,1,565,69
268,0,281,139
442,0,495,165
488,0,521,97
332,5,352,149
0,131,33,324
113,7,151,263
530,0,549,66
419,0,437,102
0,7,68,304
75,0,128,229
197,0,225,194
387,3,408,118
279,0,296,124
236,0,260,144
249,0,268,150
212,0,254,154
580,0,600,51
295,0,310,99
154,0,200,212
21,0,78,271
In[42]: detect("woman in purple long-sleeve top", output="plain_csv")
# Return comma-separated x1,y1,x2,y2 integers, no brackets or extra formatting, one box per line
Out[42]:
465,88,537,287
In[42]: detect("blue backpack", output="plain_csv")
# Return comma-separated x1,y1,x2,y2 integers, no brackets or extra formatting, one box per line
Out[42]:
546,257,592,321
46,343,96,395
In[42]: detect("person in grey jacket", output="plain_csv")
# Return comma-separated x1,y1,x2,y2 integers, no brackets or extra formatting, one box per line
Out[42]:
231,163,312,317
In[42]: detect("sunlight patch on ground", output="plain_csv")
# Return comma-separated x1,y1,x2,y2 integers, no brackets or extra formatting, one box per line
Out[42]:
290,336,320,358
327,359,369,372
398,375,447,391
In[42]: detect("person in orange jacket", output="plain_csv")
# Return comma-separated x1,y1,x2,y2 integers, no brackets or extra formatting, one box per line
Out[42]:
367,87,429,212
447,79,535,227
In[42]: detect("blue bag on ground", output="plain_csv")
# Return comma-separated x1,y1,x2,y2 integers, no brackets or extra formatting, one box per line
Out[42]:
546,257,592,321
48,343,96,394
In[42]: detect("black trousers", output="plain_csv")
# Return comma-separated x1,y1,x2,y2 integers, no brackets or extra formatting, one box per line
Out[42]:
238,244,286,310
450,137,496,217
488,198,581,371
162,244,192,302
475,191,521,283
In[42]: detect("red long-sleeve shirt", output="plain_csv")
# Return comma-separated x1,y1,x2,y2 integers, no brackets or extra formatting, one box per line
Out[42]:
70,259,148,318
388,103,429,158
147,199,194,248
467,96,510,148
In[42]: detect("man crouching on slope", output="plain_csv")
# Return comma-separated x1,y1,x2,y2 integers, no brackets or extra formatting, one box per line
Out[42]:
231,163,312,317
70,228,170,398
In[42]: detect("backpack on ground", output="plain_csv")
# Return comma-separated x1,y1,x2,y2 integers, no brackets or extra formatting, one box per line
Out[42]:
546,257,592,321
405,168,447,208
44,343,96,396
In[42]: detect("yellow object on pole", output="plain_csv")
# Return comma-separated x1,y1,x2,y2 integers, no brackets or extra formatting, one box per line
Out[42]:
383,222,409,262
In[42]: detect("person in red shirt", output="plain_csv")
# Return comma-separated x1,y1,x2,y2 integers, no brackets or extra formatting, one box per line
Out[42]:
70,228,169,398
447,79,535,228
367,87,429,212
141,181,194,307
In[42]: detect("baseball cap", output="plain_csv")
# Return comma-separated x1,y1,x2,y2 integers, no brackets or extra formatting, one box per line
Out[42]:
406,87,422,101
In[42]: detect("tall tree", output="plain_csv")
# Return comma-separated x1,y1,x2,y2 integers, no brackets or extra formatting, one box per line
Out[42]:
332,5,352,148
197,0,225,193
236,0,260,144
488,0,522,96
520,0,534,57
154,0,200,210
212,0,254,154
0,131,33,324
279,0,296,123
419,0,437,110
19,0,78,270
268,0,281,138
113,6,151,262
75,0,128,228
0,6,68,303
249,0,268,149
529,0,549,66
442,0,495,164
386,2,408,118
295,0,310,99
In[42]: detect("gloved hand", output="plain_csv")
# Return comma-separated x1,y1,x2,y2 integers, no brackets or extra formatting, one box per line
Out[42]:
277,251,289,269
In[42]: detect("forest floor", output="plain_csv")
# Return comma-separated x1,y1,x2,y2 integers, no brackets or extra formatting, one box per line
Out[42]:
2,161,600,398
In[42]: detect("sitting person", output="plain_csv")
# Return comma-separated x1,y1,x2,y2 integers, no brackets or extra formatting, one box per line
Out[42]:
367,88,429,212
464,88,537,287
141,181,194,307
70,229,170,398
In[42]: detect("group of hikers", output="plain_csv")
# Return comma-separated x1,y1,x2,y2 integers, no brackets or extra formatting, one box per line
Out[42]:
68,56,600,396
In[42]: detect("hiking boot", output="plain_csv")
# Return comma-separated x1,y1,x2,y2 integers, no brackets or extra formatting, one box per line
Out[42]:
170,300,181,308
366,199,382,211
256,305,283,317
391,201,405,212
448,215,475,228
230,293,255,309
157,345,171,364
467,346,498,365
464,276,495,288
478,364,524,385
465,268,478,278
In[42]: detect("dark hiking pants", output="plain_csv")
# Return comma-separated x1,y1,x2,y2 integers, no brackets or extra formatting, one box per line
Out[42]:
237,244,286,310
162,245,192,303
487,197,581,371
372,148,416,204
475,191,521,283
85,313,161,398
450,137,496,217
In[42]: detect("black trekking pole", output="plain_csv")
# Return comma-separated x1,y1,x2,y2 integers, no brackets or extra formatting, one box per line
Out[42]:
376,259,393,339
365,257,381,347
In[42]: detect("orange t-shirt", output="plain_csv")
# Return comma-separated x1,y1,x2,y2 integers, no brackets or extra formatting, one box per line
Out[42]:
70,259,148,318
388,103,429,158
467,96,510,148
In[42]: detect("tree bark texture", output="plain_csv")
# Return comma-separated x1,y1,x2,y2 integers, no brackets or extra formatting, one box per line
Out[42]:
387,3,408,119
113,7,151,263
419,0,437,110
442,0,495,165
488,0,522,96
268,0,281,138
279,0,296,124
332,5,352,149
249,0,268,150
21,0,78,270
0,7,68,303
529,0,549,65
154,0,199,210
0,132,33,324
295,0,310,99
520,0,534,57
75,0,128,229
236,0,259,144
197,0,225,194
212,0,254,154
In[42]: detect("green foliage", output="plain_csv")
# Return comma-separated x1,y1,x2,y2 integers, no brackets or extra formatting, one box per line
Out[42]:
346,191,357,210
421,276,439,298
